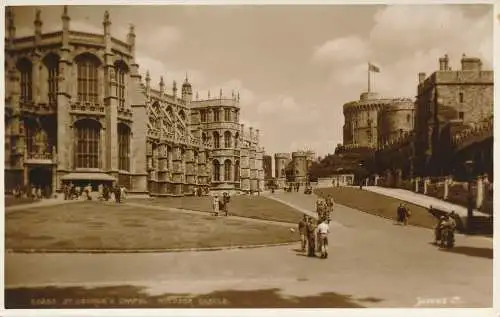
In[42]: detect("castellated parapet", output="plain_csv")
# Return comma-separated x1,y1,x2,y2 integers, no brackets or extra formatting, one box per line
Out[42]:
343,91,414,148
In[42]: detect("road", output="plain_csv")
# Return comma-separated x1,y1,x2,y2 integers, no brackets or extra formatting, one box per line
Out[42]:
4,192,493,308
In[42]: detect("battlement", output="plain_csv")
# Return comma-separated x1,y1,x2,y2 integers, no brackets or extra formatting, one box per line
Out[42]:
343,96,413,113
292,151,307,158
191,98,240,108
274,153,291,159
380,100,415,112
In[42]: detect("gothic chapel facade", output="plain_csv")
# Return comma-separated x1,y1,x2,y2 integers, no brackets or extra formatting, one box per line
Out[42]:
4,7,265,196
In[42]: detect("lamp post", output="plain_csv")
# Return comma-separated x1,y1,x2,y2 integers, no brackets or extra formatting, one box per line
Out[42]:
464,160,475,234
358,162,364,190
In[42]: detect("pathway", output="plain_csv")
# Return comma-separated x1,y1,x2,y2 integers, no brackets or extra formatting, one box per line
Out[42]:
363,186,490,218
5,192,493,308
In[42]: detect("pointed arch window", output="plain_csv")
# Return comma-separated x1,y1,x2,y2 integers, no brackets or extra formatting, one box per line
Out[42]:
213,160,220,181
214,108,220,122
224,159,232,181
118,123,131,171
44,54,60,107
17,59,32,103
115,61,128,109
213,131,220,148
224,131,232,148
76,54,100,103
224,108,231,121
75,119,101,168
234,160,240,182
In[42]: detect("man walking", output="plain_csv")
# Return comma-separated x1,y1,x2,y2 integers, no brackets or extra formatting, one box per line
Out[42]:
306,217,317,257
222,192,230,216
298,215,307,252
316,218,330,259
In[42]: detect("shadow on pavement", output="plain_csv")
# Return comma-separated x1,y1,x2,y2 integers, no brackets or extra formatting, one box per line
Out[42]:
5,285,372,308
439,246,493,259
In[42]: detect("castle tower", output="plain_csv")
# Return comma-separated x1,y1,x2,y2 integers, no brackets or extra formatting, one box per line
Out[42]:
274,153,291,188
292,151,308,185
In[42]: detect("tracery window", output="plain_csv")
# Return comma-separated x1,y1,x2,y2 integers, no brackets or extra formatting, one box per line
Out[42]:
44,54,59,107
75,119,100,168
213,160,220,181
224,159,232,181
224,131,232,148
17,59,32,103
118,123,130,171
76,54,100,103
115,61,127,109
213,131,220,148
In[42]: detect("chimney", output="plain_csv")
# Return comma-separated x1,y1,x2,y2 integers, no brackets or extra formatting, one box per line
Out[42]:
461,54,482,71
439,54,449,71
418,72,426,84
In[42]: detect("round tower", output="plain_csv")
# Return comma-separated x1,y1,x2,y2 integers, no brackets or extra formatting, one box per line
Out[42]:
378,99,415,146
274,153,291,188
292,151,308,184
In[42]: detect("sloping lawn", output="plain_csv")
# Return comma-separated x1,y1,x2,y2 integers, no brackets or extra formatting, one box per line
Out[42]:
315,187,437,229
127,195,304,223
5,201,298,251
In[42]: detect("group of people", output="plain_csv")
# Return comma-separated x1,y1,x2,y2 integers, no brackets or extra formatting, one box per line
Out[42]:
316,195,334,221
11,185,49,200
298,215,330,258
63,183,127,203
212,192,231,216
434,209,457,247
285,183,301,193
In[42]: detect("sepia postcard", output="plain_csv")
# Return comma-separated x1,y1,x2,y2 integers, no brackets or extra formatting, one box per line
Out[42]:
2,1,497,316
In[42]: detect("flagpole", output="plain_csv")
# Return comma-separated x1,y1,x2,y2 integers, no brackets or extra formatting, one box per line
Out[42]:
368,63,371,93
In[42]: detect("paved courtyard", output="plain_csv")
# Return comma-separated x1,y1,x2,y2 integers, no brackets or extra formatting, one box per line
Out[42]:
5,191,493,308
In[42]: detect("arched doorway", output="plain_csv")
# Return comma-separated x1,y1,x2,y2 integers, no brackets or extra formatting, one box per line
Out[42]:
28,166,52,197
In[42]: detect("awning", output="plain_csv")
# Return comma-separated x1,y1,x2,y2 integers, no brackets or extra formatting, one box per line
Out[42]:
60,172,117,182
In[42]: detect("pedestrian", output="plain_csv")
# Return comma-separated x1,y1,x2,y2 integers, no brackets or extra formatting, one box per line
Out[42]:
298,215,307,252
31,186,36,200
115,185,121,203
402,203,411,226
316,218,330,258
222,192,230,216
396,203,405,225
212,195,220,216
120,186,127,202
103,185,109,201
306,217,317,257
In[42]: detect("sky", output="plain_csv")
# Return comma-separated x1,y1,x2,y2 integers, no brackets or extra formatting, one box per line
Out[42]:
10,4,494,157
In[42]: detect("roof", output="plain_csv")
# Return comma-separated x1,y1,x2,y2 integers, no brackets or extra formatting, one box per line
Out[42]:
60,173,117,182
